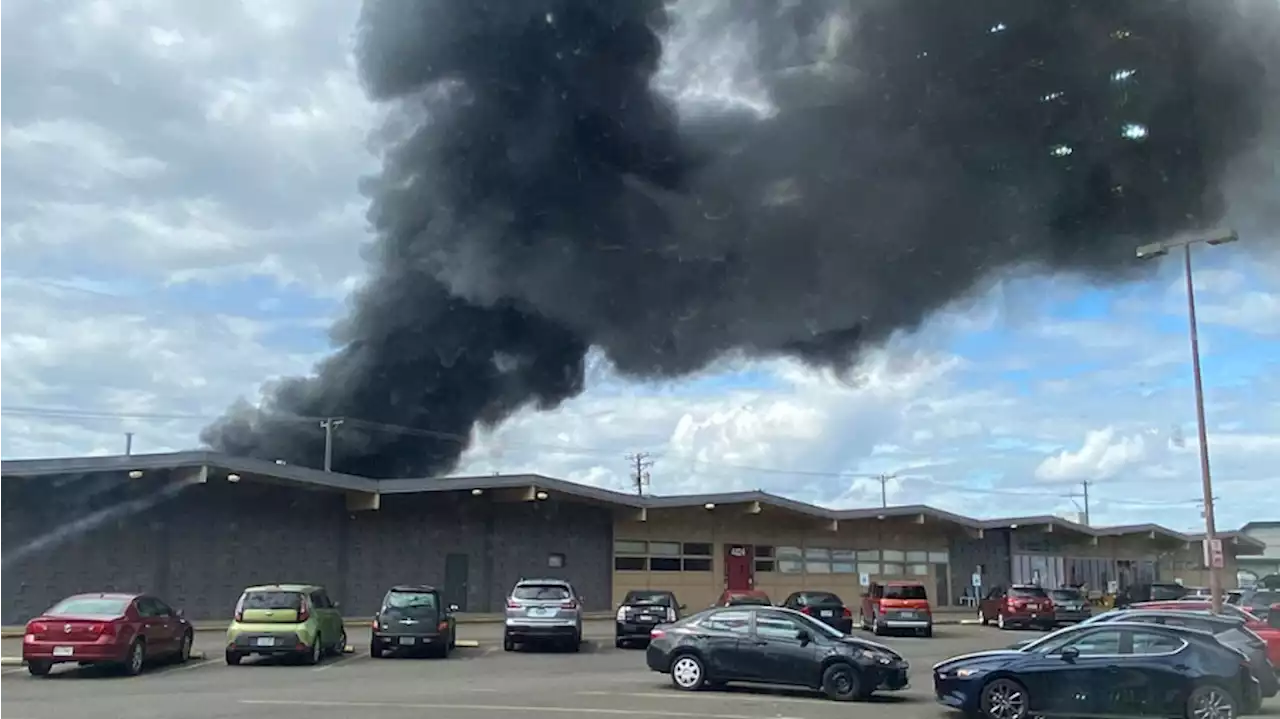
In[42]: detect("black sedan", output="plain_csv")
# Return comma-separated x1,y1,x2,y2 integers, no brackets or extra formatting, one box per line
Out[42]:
646,606,909,701
934,621,1257,719
780,590,854,634
616,590,685,647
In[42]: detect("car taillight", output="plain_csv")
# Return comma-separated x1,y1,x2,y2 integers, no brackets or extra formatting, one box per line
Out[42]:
297,596,310,623
666,607,676,622
560,601,577,610
616,606,628,621
97,622,118,638
437,621,449,632
650,628,666,639
507,599,521,609
842,607,853,618
29,621,48,634
234,611,244,622
800,607,813,615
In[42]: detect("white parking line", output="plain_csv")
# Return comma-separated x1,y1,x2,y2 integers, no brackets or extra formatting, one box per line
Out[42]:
577,691,822,706
312,654,364,672
240,699,802,719
165,658,217,673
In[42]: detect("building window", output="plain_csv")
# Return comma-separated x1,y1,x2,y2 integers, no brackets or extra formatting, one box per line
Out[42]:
857,549,880,560
906,551,929,563
858,562,881,576
614,539,712,572
909,563,929,576
882,549,906,563
929,551,949,564
548,553,566,568
882,563,905,576
806,561,832,574
615,556,647,571
753,545,777,572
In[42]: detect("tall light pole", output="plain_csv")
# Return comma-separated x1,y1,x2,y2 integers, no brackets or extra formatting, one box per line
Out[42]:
1136,228,1239,613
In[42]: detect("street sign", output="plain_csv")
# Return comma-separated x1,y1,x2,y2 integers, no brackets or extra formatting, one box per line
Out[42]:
859,572,871,587
971,572,982,588
1203,538,1225,569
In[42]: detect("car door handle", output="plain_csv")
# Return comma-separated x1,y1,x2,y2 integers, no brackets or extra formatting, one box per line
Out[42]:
752,640,768,646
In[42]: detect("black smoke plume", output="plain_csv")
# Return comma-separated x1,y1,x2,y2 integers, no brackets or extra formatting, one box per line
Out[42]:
203,0,1279,478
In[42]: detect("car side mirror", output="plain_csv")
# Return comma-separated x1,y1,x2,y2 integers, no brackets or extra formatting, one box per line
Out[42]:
1268,605,1280,629
449,604,460,612
1060,646,1080,662
332,602,340,609
679,604,687,612
175,608,184,618
796,628,812,646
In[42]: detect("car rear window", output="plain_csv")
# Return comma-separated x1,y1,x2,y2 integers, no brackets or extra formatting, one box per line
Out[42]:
513,585,570,600
883,585,928,600
1149,584,1187,601
47,597,131,617
727,594,771,606
241,591,303,610
1050,589,1082,602
623,591,672,606
798,592,843,605
1010,587,1049,599
385,591,438,610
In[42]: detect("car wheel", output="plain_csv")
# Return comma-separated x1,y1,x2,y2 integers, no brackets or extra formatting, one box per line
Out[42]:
225,650,242,666
303,638,322,665
333,629,348,656
820,662,865,701
503,635,515,652
922,626,934,638
670,654,706,691
370,641,384,659
980,678,1029,719
123,639,146,676
178,630,193,662
27,660,52,677
1186,683,1237,719
615,637,627,649
997,612,1007,630
979,608,989,626
567,632,582,653
871,615,885,636
449,628,456,650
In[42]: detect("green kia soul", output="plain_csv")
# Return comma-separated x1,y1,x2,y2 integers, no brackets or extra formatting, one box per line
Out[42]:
225,584,346,665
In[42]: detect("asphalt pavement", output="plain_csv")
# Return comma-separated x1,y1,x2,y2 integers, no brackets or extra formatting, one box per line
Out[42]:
5,625,1280,719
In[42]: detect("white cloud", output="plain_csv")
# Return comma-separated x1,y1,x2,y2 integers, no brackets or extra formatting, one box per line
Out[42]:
1034,428,1148,482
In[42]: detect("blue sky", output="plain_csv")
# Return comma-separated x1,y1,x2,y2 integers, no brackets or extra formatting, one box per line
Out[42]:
2,0,1278,534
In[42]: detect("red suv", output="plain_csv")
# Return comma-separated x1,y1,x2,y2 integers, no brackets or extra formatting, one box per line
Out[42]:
860,581,933,637
979,584,1056,630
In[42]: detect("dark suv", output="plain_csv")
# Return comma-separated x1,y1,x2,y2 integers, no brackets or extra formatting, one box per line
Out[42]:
370,585,458,658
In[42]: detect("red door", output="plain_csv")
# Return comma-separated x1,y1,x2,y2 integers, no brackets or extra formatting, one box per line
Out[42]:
724,545,754,591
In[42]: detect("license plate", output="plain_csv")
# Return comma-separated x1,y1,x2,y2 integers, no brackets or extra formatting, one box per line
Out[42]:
254,637,275,647
52,646,73,657
1026,604,1039,610
1031,613,1039,619
528,608,555,618
639,615,654,622
900,611,915,619
821,610,834,617
399,637,416,646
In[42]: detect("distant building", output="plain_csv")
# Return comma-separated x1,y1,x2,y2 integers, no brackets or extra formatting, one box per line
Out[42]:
1238,521,1280,586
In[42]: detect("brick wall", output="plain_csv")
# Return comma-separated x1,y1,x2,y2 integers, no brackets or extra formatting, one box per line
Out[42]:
1,473,613,624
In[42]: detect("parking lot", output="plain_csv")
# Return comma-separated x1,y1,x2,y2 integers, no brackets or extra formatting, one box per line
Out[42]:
2,623,1279,719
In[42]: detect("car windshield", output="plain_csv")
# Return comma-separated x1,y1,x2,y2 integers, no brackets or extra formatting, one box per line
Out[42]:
1010,587,1048,599
513,585,570,601
1051,589,1082,602
623,592,672,606
384,591,438,611
241,591,302,610
47,597,131,617
883,585,927,600
799,592,843,605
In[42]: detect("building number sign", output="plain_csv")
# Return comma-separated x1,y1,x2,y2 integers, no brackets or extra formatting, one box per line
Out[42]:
729,547,747,557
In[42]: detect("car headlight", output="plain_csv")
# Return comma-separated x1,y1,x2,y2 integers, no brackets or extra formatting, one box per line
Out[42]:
855,649,896,665
953,667,985,678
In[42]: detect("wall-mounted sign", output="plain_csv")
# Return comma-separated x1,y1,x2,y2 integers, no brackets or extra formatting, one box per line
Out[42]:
859,572,871,587
729,546,747,557
971,572,982,588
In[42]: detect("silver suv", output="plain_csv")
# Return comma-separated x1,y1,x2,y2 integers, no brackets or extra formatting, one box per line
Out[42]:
503,578,583,652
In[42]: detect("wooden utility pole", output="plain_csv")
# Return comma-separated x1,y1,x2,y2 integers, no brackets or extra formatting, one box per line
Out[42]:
627,453,654,496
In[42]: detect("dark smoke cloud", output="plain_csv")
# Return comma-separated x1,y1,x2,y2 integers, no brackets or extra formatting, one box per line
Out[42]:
203,0,1279,478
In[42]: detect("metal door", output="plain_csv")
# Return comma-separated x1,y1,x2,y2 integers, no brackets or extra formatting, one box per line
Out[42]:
444,553,469,612
724,545,754,591
933,564,951,606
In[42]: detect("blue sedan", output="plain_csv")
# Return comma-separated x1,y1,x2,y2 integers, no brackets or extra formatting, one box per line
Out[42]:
933,621,1257,719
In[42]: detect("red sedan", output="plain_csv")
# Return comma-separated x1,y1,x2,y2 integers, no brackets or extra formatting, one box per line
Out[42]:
23,593,194,676
1134,600,1280,666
